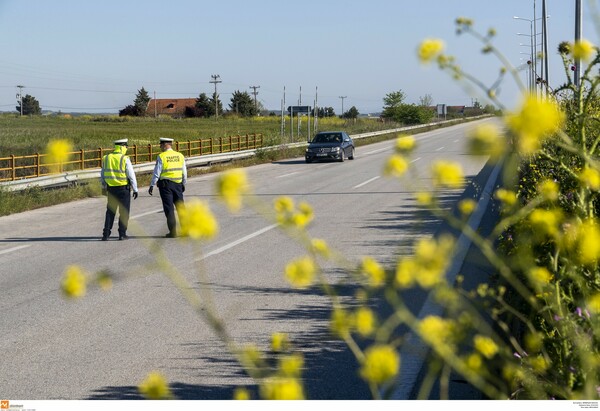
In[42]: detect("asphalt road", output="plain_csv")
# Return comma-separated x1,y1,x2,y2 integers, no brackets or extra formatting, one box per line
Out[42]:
0,119,494,400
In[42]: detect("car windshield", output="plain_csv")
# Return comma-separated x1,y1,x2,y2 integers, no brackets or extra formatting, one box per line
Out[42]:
313,133,342,143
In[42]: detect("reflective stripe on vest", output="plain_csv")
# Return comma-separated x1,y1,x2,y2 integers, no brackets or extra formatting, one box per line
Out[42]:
102,151,128,187
159,150,184,183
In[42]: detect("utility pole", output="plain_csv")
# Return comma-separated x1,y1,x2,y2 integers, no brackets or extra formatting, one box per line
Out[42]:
16,85,24,116
210,74,222,119
339,96,347,118
249,85,260,115
542,0,549,94
575,0,582,87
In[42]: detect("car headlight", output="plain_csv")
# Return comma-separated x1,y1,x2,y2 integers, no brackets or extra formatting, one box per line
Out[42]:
330,147,340,152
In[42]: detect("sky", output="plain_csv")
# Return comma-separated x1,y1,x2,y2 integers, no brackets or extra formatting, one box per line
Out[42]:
0,0,595,115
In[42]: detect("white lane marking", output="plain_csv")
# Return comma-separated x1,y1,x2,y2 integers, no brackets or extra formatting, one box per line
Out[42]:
0,245,31,256
131,209,163,219
277,171,301,179
436,146,445,151
411,157,422,163
353,176,380,189
198,224,278,260
363,147,390,155
454,139,459,143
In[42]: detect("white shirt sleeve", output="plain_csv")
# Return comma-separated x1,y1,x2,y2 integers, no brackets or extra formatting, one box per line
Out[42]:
182,158,187,185
125,158,138,193
150,156,163,187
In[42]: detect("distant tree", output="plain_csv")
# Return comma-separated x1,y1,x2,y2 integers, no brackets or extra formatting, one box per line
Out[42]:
229,90,256,117
317,107,335,117
194,93,212,117
184,106,204,118
419,94,433,107
382,90,406,119
134,87,151,114
343,106,359,119
17,94,41,115
119,105,142,117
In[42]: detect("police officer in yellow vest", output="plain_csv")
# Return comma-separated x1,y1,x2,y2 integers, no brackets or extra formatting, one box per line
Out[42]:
148,137,187,238
101,139,138,241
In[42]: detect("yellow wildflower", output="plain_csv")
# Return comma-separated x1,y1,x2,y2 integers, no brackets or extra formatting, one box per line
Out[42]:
458,199,477,216
528,208,562,238
395,135,416,153
413,235,454,288
505,94,565,154
177,199,218,240
529,356,550,373
416,191,433,206
395,257,417,288
274,196,294,213
431,161,463,188
354,306,376,337
384,154,409,177
279,353,304,377
138,371,172,400
418,38,445,64
359,256,385,288
587,293,600,314
572,39,596,62
310,238,331,258
46,139,73,165
284,256,316,289
359,344,400,384
538,180,559,201
528,266,553,287
579,167,600,191
61,265,87,298
271,332,290,352
419,316,455,355
495,188,517,207
467,123,505,160
330,307,352,338
240,344,263,371
466,353,483,371
473,335,499,359
215,168,249,212
233,388,251,400
260,377,304,400
564,219,600,265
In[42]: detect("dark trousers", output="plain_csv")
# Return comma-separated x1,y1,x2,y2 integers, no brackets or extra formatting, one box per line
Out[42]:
158,180,184,235
103,185,131,237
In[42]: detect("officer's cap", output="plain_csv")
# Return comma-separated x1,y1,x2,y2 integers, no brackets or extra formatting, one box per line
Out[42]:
159,137,174,144
114,138,128,146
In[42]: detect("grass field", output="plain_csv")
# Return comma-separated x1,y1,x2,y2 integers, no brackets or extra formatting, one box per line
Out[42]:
0,113,396,156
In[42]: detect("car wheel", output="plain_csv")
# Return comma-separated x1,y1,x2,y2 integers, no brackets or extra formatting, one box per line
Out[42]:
305,158,312,163
348,147,355,160
339,150,345,162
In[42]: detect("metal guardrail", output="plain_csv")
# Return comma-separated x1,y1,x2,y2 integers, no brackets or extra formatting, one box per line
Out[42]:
0,134,263,183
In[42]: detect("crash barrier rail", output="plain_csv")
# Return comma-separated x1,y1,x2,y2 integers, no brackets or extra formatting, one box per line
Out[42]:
0,134,263,183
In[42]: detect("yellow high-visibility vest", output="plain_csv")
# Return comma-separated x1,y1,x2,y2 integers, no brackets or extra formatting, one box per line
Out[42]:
102,146,128,187
159,150,184,183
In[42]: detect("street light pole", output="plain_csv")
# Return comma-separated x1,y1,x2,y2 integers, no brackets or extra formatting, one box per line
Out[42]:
575,0,582,87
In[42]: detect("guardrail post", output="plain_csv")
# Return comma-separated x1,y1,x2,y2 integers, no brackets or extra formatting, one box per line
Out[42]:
11,154,15,181
133,145,138,164
80,149,84,170
188,140,191,157
36,153,40,178
148,144,153,162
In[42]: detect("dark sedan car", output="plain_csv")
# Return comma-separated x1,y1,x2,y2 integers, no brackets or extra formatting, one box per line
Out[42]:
305,131,355,163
